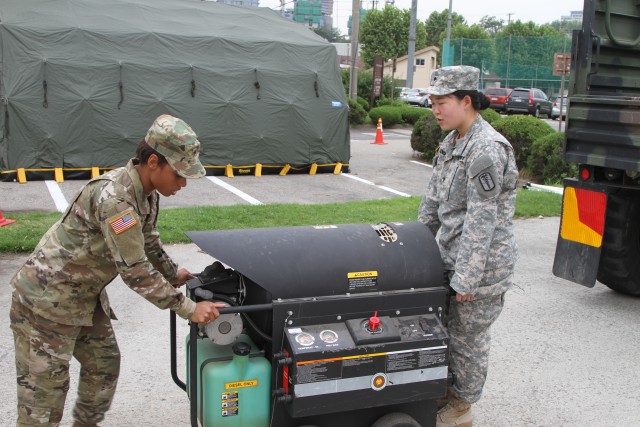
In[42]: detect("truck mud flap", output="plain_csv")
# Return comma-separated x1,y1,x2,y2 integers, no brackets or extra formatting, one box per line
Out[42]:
552,179,608,287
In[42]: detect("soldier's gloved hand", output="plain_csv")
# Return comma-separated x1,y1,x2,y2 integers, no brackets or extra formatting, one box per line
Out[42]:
173,268,196,287
455,293,475,302
190,301,226,325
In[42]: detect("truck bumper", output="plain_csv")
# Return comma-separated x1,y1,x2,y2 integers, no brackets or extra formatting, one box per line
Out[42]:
552,178,608,287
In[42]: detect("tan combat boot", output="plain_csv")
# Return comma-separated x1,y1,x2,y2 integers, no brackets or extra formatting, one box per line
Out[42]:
72,422,100,427
436,396,472,427
437,387,454,410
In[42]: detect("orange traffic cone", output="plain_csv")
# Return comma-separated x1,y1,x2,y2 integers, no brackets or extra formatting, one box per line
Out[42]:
0,209,16,227
371,118,387,145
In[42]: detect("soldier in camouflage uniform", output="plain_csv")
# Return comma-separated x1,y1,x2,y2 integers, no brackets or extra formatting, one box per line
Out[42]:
418,66,519,427
10,114,224,427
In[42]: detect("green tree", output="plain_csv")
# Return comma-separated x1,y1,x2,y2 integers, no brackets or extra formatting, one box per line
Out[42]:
313,27,343,43
360,6,427,66
548,19,582,36
478,15,504,36
424,9,466,48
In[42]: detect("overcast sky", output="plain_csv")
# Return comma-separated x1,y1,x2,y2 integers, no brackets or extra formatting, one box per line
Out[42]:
260,0,585,35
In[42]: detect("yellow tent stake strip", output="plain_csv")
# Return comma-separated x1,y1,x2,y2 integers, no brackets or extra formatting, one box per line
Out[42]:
17,168,26,183
279,164,291,176
54,168,64,183
1,163,349,182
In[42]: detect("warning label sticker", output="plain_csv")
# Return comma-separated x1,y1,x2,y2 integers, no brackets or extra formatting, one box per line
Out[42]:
347,271,378,292
225,380,258,390
221,391,239,417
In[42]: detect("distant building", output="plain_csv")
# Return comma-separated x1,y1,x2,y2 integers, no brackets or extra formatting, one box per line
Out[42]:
561,10,583,22
382,46,439,88
215,0,259,7
347,8,367,36
293,0,333,29
332,42,363,68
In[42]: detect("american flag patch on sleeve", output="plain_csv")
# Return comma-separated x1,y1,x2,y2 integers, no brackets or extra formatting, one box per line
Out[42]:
109,211,138,235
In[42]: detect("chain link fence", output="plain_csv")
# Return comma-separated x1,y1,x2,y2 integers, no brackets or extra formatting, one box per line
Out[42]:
447,35,572,97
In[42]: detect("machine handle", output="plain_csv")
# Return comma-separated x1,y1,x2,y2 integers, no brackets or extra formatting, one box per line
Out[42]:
170,310,186,391
217,303,273,315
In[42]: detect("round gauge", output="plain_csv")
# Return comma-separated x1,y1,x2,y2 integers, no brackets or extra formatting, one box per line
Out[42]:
319,330,339,344
295,332,315,346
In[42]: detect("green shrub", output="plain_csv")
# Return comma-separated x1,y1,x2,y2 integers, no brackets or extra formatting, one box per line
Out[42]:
376,98,408,107
348,98,367,125
356,96,370,112
341,69,398,99
400,107,431,125
410,110,446,159
492,115,554,168
369,106,403,127
480,108,501,124
527,132,577,183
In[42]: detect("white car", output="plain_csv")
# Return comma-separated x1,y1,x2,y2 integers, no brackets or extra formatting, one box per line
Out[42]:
551,96,568,120
403,88,431,107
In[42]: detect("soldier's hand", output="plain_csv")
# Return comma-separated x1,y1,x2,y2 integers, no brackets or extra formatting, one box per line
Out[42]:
455,293,475,302
190,301,226,325
174,268,196,287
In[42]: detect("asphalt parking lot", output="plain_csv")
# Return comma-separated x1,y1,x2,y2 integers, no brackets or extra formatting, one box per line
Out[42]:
0,127,428,213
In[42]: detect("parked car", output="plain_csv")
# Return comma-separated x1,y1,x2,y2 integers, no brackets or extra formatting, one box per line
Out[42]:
550,96,568,120
483,87,512,112
504,87,553,117
398,87,410,98
404,88,431,107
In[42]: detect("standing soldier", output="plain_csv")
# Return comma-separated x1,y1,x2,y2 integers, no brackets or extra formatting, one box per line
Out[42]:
418,66,519,427
10,115,224,427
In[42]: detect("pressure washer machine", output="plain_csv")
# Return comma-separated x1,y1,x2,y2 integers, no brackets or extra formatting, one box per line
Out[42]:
170,221,450,427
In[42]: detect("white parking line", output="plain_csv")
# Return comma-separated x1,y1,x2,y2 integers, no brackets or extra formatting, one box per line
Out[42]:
45,181,69,212
410,160,433,168
341,174,411,198
206,176,263,205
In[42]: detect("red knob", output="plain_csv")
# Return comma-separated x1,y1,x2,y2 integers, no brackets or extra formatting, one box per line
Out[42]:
368,311,380,331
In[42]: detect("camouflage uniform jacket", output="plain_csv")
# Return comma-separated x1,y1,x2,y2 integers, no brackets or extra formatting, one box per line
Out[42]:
419,115,519,296
10,159,196,326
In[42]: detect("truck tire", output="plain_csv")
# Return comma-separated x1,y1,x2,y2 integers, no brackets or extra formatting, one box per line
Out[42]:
597,190,640,296
371,412,421,427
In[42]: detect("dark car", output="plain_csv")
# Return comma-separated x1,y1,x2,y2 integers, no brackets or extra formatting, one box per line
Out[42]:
483,87,512,112
505,87,553,117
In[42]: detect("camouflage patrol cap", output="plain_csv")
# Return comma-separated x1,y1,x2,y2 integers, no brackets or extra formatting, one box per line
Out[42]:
145,114,206,179
426,65,480,96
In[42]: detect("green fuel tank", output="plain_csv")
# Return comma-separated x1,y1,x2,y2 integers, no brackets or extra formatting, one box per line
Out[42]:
186,335,271,427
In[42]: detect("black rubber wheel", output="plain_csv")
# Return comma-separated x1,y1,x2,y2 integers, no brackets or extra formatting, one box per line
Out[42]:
371,412,421,427
534,106,540,118
597,190,640,295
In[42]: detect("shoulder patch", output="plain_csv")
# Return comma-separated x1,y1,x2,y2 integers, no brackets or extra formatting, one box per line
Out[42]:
109,211,138,235
468,154,495,178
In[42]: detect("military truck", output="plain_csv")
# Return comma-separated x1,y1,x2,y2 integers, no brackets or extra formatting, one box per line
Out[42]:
553,0,640,296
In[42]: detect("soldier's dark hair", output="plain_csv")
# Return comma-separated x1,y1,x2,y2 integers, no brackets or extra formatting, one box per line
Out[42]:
136,139,168,166
452,90,491,111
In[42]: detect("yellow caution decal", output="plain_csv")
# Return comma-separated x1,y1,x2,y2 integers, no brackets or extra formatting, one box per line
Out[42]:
224,380,258,390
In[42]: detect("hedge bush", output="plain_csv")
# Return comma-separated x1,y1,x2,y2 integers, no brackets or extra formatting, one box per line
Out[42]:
527,132,577,183
400,107,431,125
410,110,446,159
356,96,370,112
348,98,367,125
369,106,403,127
376,98,408,108
480,108,501,124
492,115,555,168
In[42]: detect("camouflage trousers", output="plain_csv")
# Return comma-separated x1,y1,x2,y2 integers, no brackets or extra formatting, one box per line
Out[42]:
444,267,511,404
10,300,120,427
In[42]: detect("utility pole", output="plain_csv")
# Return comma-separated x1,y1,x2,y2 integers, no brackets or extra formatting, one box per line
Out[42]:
280,0,285,17
406,0,418,88
507,12,514,25
349,0,360,99
443,0,453,66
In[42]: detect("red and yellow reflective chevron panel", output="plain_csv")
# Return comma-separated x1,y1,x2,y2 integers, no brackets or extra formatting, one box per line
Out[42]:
560,187,607,248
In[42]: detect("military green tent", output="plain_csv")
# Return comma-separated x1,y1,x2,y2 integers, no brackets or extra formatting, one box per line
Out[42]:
0,0,350,180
